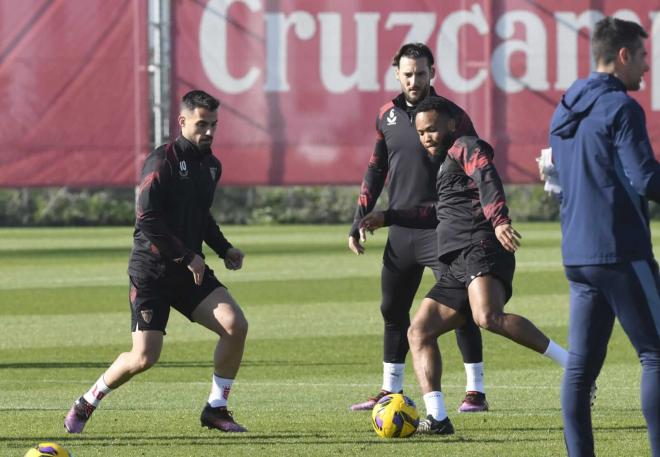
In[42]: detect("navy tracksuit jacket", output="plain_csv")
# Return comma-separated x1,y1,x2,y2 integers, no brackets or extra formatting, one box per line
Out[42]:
550,71,660,457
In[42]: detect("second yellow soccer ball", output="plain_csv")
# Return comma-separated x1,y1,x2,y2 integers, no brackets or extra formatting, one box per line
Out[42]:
24,442,72,457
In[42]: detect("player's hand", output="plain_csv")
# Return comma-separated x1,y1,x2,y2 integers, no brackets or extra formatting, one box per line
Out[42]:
224,247,244,270
348,235,365,255
495,224,521,253
359,211,385,233
187,254,206,286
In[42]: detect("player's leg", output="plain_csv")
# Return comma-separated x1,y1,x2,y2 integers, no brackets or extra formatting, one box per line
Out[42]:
408,298,465,434
349,263,423,410
64,331,164,434
608,261,660,455
190,279,248,433
419,229,487,411
104,330,164,386
408,298,465,394
409,276,468,435
465,241,567,366
65,276,168,433
381,262,423,379
454,317,486,411
192,286,248,379
468,276,552,352
350,228,423,410
561,266,614,457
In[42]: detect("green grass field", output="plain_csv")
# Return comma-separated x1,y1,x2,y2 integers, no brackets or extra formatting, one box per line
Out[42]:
0,223,654,456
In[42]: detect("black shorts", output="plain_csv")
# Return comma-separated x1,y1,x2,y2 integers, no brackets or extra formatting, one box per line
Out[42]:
129,266,225,333
425,238,515,314
384,225,443,279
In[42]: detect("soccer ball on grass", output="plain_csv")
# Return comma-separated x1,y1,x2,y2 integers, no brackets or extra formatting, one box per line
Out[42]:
371,393,419,438
24,442,71,457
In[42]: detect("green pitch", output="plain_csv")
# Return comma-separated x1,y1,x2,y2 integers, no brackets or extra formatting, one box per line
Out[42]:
0,224,653,456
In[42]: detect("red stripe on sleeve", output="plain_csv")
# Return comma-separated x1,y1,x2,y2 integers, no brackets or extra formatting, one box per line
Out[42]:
463,148,491,177
135,171,159,219
378,101,395,119
482,201,509,226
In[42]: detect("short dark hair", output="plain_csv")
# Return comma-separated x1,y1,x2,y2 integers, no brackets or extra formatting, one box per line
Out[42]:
592,17,648,65
392,42,434,68
181,90,220,112
414,96,456,119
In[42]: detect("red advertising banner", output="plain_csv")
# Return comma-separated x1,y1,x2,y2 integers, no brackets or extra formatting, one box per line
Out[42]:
174,0,660,185
1,1,659,186
0,0,148,187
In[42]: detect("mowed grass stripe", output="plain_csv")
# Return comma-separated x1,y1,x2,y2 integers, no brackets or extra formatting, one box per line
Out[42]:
0,292,572,351
0,268,571,316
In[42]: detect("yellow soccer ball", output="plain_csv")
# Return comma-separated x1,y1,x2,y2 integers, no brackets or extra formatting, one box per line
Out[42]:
24,442,71,457
371,393,420,438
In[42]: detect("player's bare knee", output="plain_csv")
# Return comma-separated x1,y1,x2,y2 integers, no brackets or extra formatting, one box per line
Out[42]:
129,351,158,373
473,311,503,332
407,322,431,348
407,326,420,348
223,313,248,340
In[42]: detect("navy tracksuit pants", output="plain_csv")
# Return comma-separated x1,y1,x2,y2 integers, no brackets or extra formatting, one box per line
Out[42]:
562,260,660,457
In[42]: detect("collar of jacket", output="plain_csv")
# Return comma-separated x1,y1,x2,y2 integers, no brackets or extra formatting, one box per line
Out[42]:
392,87,439,110
175,136,210,160
588,71,627,92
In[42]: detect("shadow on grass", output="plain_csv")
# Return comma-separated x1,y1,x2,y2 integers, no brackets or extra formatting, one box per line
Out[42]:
2,424,648,447
0,360,364,370
2,433,467,447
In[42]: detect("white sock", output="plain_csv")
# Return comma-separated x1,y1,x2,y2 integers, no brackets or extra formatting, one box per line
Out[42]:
543,340,568,368
382,362,405,393
208,374,234,408
464,362,485,393
82,375,112,407
423,391,447,421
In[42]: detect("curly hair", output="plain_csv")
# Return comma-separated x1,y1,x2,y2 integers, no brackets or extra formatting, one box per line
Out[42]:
391,42,434,68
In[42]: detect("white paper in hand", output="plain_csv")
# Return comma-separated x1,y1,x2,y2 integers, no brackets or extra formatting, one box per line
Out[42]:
537,147,562,194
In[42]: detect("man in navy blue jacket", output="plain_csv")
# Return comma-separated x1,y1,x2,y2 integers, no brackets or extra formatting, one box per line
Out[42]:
549,17,660,457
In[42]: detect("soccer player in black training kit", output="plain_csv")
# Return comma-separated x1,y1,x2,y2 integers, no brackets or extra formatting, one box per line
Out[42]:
65,90,249,434
360,96,569,434
348,43,488,413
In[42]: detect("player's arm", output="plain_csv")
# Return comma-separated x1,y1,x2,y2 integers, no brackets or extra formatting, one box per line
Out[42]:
204,213,243,270
203,212,233,259
348,124,389,254
203,161,243,270
136,153,195,265
384,206,437,228
454,140,520,252
360,206,438,233
614,101,660,202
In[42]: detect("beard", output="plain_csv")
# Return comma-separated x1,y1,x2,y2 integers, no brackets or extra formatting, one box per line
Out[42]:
428,134,454,163
198,141,213,155
404,85,430,106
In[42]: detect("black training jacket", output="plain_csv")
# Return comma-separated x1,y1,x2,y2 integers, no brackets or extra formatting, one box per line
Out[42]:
128,136,232,279
350,88,476,238
385,136,511,258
